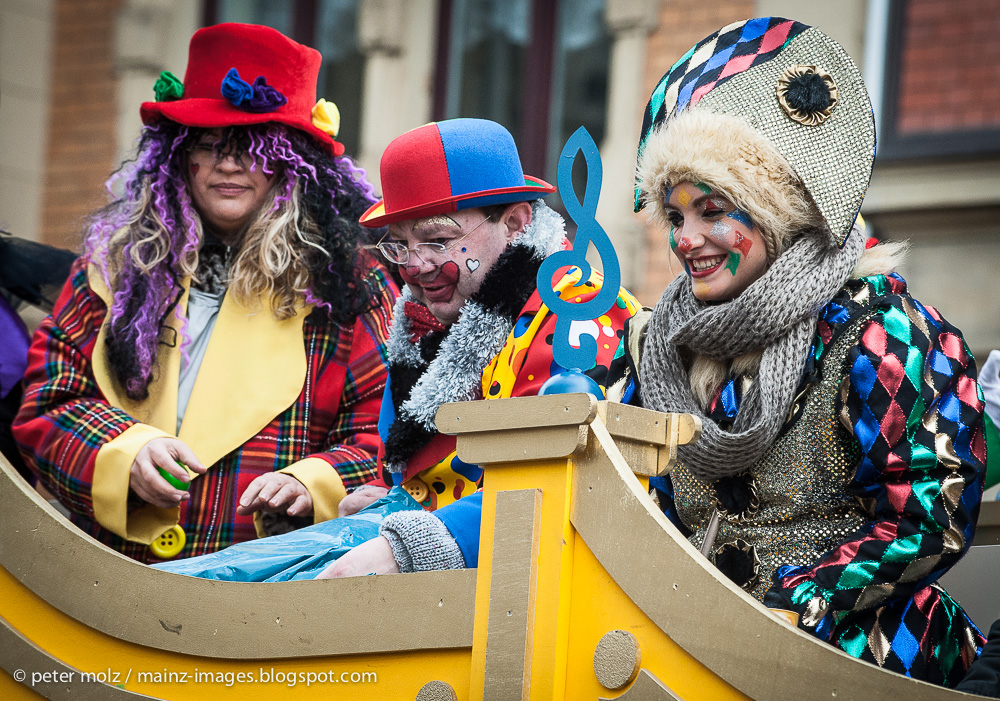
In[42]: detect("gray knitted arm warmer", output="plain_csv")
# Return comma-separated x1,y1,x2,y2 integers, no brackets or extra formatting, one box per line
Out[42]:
379,510,467,573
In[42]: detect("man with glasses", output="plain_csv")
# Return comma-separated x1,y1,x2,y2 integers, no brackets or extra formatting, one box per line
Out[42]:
154,118,638,581
319,118,640,576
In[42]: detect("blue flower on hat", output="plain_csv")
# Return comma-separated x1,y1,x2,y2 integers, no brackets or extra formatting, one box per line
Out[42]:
221,68,253,107
247,75,288,113
221,68,287,114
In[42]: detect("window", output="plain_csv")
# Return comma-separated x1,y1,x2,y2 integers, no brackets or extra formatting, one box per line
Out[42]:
879,0,1000,160
204,0,365,157
434,0,610,194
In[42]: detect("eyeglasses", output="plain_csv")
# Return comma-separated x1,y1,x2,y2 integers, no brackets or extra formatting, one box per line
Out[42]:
376,214,492,265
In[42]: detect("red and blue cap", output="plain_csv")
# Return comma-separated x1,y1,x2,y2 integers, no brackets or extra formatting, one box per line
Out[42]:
360,118,555,228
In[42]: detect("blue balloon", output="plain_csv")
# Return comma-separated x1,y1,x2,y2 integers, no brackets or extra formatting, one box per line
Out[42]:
538,368,605,399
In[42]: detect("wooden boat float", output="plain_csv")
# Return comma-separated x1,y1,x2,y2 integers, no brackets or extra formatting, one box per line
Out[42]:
2,393,997,700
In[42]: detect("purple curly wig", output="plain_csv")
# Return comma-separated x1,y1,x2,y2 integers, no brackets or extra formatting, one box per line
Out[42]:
86,122,381,400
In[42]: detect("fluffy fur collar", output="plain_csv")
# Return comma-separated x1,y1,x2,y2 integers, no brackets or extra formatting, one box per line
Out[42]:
382,201,566,473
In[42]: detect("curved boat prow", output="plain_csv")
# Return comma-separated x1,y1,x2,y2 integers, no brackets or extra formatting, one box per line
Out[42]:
0,395,989,699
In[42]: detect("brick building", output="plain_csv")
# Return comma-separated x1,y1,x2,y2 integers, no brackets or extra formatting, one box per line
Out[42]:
2,0,999,353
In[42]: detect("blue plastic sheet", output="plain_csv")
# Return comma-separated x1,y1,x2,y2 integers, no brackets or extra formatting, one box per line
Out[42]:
152,486,423,581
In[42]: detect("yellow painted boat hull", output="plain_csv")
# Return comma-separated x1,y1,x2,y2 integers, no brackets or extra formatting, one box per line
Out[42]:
0,395,981,699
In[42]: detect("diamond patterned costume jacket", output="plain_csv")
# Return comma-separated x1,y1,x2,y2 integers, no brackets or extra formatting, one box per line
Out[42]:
634,274,986,687
13,259,397,562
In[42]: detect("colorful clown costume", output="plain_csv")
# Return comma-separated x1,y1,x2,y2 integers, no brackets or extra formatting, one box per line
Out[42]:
13,260,397,562
634,274,986,686
367,201,638,567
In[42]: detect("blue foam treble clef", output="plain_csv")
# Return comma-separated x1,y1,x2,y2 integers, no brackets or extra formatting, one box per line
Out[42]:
536,127,622,376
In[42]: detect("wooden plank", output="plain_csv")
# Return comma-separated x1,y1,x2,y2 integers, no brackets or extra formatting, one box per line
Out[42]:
436,394,597,435
614,441,661,477
599,670,683,701
482,490,542,701
594,403,701,477
570,420,965,700
596,403,699,447
456,426,588,464
0,452,476,658
0,616,157,699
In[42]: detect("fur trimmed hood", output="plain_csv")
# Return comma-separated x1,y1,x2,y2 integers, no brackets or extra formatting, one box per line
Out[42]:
636,110,824,261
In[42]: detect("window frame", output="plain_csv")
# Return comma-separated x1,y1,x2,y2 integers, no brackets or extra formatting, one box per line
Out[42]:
431,0,560,178
878,0,1000,161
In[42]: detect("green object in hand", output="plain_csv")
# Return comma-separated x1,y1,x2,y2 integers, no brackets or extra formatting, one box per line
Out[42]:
158,461,190,490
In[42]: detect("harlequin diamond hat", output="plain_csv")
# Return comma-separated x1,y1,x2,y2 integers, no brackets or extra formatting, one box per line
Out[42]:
635,17,875,248
360,118,555,228
140,23,344,156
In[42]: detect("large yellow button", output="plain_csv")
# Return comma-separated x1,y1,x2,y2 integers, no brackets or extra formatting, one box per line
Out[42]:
403,478,429,503
150,525,186,559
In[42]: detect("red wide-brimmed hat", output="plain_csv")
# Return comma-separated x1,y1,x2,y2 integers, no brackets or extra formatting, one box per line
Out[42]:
360,119,555,227
140,23,344,156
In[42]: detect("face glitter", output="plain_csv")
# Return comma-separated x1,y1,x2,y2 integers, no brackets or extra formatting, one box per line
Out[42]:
709,220,753,257
726,208,754,228
709,220,733,245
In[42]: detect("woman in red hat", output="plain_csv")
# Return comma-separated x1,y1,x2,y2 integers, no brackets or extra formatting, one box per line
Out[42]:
13,24,398,562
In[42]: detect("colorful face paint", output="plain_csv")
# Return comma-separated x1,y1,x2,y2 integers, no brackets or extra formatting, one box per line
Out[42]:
390,207,514,326
731,231,752,256
726,207,754,229
664,180,769,303
414,214,461,230
709,220,753,258
708,220,733,246
724,251,740,275
190,162,200,176
668,224,677,249
399,259,461,304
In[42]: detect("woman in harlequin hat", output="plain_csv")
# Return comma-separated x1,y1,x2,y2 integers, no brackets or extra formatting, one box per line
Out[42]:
13,23,398,563
623,17,986,686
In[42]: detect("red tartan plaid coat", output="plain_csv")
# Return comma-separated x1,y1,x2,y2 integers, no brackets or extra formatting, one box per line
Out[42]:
13,259,398,562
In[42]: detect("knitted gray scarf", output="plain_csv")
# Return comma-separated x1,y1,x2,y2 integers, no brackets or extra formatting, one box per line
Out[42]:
639,226,864,482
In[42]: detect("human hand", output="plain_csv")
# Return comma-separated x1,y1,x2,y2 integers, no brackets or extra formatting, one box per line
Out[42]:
129,437,207,509
314,536,400,578
237,472,313,517
337,485,389,517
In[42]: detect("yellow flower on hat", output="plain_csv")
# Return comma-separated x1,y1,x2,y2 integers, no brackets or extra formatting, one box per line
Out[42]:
312,99,340,138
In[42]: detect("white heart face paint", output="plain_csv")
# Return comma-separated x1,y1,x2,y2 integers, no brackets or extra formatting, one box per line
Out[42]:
466,259,480,272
